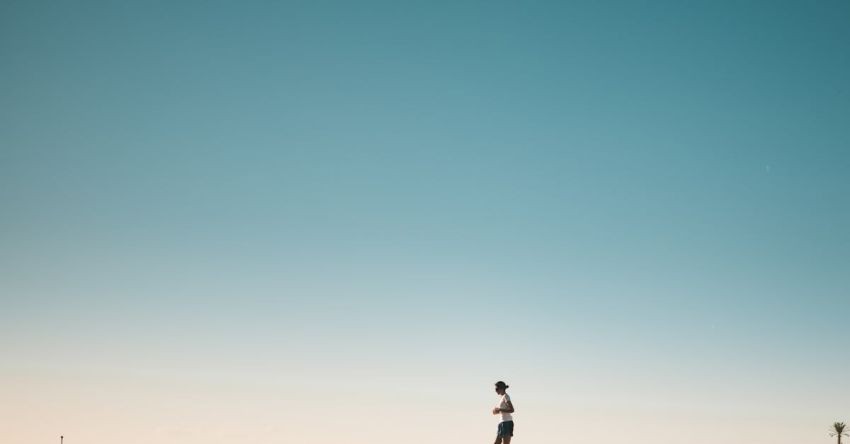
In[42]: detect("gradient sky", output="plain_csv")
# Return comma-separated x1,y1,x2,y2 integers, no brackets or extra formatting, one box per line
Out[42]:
2,1,849,443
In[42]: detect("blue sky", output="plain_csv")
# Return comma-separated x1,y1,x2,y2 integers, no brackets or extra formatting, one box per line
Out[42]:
2,1,849,443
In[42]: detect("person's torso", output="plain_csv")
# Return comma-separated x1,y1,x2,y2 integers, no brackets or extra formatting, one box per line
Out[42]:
496,393,513,422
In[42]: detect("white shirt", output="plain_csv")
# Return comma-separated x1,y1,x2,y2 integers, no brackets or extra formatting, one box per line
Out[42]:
496,393,513,422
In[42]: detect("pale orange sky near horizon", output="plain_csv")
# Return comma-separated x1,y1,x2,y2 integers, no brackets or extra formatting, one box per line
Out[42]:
1,341,844,444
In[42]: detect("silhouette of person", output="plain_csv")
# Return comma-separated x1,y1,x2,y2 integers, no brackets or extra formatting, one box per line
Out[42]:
492,381,515,444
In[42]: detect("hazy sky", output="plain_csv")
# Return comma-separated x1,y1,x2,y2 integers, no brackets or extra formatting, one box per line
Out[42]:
2,1,849,443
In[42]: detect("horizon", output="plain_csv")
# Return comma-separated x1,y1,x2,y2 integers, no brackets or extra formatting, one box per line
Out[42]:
2,1,849,443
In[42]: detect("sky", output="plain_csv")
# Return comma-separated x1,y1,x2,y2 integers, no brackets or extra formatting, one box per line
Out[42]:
1,1,849,443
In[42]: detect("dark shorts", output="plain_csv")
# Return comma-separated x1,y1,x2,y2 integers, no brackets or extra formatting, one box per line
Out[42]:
497,420,514,437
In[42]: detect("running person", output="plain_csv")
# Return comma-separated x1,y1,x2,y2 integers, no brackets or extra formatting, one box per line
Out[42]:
492,381,515,444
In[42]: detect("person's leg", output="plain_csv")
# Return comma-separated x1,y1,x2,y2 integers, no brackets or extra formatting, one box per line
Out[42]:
502,421,513,444
493,436,503,444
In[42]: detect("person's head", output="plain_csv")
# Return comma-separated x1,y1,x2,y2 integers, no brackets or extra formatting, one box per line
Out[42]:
494,381,509,395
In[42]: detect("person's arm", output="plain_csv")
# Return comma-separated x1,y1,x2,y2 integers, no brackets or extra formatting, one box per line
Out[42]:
499,400,515,414
496,396,515,414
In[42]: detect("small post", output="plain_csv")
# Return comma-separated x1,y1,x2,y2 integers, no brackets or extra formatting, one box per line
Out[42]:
61,436,63,444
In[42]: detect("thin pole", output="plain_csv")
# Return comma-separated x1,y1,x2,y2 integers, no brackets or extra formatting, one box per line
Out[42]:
61,436,63,444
